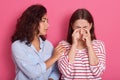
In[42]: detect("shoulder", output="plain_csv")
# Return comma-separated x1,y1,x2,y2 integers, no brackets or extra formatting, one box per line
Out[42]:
11,40,28,56
92,40,106,53
92,40,105,46
12,40,25,48
11,40,28,52
59,40,71,49
44,39,53,48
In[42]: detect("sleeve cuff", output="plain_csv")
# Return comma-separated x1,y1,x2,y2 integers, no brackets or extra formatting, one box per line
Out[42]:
90,61,101,68
39,62,46,73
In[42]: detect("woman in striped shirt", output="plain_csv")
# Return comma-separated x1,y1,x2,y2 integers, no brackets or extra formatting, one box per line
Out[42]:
58,9,106,80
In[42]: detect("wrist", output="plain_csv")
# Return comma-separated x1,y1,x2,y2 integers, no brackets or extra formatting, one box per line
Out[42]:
87,43,93,50
51,55,58,62
72,42,77,46
72,44,77,49
86,40,92,46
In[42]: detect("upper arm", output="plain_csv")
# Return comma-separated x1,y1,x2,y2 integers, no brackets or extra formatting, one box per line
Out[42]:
11,42,46,79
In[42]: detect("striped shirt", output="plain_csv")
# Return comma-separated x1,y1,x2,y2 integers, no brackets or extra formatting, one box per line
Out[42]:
58,40,106,80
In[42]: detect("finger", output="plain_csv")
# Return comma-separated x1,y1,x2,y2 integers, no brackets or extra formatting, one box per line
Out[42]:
82,36,86,41
81,28,87,34
58,48,66,55
79,29,81,34
82,29,87,41
56,45,66,52
73,28,80,34
57,47,66,52
83,28,90,34
58,48,66,53
56,48,66,56
55,44,64,49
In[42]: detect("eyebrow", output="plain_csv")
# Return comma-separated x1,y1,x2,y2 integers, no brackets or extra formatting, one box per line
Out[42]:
75,26,81,28
42,18,48,20
75,25,88,27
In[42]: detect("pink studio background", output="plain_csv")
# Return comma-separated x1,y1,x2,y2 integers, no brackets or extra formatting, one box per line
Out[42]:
0,0,120,80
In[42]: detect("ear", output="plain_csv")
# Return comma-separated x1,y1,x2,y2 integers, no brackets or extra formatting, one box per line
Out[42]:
89,23,92,30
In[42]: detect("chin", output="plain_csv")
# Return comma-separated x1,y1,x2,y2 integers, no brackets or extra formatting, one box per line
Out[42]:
40,31,47,35
43,33,47,35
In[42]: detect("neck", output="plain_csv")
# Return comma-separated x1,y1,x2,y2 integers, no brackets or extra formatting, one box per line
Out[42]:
33,36,39,42
32,36,41,52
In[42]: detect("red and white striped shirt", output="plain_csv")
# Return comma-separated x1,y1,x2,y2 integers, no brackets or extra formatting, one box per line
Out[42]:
58,40,106,80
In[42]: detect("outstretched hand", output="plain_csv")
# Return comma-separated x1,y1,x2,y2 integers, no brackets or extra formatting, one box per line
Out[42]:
52,44,66,60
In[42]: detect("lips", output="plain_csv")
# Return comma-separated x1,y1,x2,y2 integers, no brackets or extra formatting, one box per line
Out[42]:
44,29,48,32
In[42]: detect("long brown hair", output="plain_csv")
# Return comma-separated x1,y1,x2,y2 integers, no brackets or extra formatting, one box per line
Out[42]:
67,8,96,44
12,4,47,45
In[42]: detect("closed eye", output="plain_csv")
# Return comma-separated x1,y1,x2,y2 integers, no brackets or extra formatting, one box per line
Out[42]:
83,26,87,28
41,20,46,22
76,26,81,28
41,18,48,23
73,26,81,29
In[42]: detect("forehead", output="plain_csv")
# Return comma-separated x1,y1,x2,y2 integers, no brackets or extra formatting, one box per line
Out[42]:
42,14,48,19
73,19,90,26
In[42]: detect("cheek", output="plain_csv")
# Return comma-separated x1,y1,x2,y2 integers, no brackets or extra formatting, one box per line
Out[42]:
89,24,92,30
87,28,91,31
86,26,91,31
38,26,41,31
39,23,44,28
39,24,44,31
38,27,43,33
39,27,44,32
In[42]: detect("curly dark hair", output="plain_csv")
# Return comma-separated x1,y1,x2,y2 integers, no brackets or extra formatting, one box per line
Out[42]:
11,4,47,45
67,8,96,44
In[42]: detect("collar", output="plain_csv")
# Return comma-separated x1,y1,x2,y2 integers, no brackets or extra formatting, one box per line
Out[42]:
39,37,44,49
30,37,45,53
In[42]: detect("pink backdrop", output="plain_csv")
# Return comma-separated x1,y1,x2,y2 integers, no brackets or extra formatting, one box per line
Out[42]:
0,0,120,80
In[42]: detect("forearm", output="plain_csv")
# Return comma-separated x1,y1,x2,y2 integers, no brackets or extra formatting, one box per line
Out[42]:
68,44,77,63
45,56,58,70
88,44,99,66
89,40,106,77
49,62,60,80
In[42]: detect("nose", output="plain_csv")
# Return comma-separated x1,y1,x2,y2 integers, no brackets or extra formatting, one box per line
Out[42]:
80,28,84,34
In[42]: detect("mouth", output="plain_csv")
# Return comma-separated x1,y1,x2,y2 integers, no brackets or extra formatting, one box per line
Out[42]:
45,29,48,32
44,30,48,33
